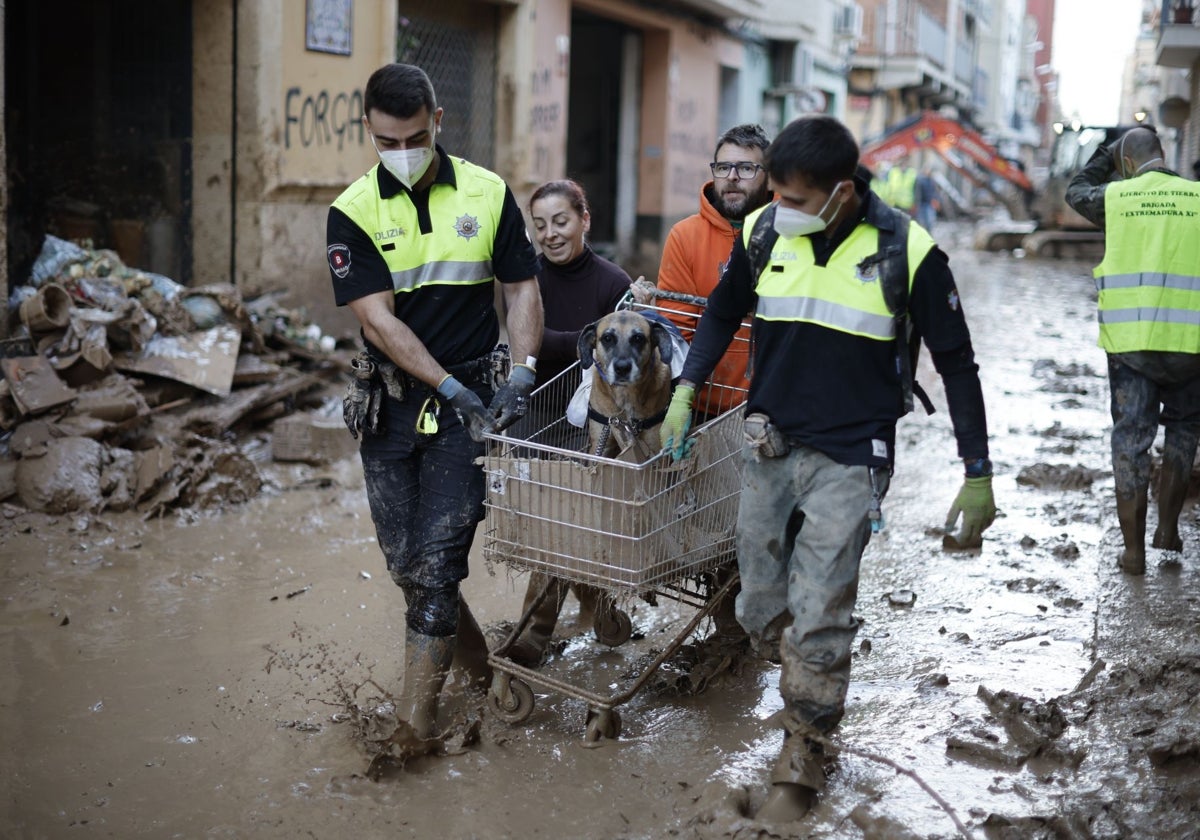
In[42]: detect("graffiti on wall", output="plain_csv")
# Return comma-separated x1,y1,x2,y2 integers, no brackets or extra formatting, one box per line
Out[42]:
667,98,709,198
528,63,560,181
284,87,366,151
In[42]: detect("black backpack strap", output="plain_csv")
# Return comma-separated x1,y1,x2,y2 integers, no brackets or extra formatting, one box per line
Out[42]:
747,204,779,285
871,207,935,416
743,204,779,382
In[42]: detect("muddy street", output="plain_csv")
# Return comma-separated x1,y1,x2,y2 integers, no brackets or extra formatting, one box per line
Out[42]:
3,229,1199,840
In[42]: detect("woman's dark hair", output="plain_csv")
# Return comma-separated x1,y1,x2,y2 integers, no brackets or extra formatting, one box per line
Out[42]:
529,179,590,218
364,63,437,119
765,115,859,192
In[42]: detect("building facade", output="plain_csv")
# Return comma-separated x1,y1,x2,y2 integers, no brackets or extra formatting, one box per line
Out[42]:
1151,0,1198,173
4,0,1065,340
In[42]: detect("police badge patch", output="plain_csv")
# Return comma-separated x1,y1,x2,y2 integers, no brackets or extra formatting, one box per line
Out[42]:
328,244,352,279
948,289,960,311
455,214,480,240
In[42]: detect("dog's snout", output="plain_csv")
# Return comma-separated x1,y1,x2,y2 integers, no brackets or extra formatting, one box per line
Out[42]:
613,358,633,379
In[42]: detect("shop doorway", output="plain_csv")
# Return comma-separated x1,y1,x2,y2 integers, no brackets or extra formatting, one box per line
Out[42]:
5,0,193,285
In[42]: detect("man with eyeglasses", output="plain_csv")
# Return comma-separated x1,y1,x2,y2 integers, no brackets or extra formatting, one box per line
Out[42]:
653,124,772,692
658,124,771,417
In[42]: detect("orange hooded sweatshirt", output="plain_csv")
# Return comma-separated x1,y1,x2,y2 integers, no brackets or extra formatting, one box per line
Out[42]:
657,181,752,417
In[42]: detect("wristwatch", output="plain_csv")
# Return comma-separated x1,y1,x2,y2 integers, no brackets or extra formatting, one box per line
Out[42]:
964,457,993,478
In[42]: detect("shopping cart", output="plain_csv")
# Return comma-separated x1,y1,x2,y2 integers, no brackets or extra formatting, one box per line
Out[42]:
480,292,750,743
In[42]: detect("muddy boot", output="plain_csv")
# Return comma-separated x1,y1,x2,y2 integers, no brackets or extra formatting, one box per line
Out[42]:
507,573,568,667
755,733,824,824
709,572,749,646
749,611,792,664
1151,450,1190,553
1115,487,1148,575
399,629,454,739
451,596,492,692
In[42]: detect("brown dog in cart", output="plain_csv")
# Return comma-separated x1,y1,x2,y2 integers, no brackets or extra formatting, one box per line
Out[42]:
481,293,748,743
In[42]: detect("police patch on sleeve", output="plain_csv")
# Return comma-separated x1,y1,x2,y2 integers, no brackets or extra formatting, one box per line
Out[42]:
328,244,352,279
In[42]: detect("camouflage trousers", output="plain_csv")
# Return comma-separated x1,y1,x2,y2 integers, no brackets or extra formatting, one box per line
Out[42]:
734,443,888,733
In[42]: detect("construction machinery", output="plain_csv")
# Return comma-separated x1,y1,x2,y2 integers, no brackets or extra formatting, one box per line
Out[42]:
860,112,1126,257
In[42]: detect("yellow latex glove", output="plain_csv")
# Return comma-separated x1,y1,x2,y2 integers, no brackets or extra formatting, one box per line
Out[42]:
943,475,996,549
659,384,695,461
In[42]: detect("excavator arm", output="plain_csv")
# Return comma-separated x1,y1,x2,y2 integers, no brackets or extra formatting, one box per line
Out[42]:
861,112,1034,219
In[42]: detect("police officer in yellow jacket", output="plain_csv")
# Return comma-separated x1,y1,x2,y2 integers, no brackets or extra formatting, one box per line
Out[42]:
1066,126,1200,575
327,63,543,742
659,115,996,823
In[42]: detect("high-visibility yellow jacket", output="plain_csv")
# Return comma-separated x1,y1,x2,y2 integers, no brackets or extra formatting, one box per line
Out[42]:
752,209,934,346
1094,171,1200,353
333,160,505,295
885,166,917,211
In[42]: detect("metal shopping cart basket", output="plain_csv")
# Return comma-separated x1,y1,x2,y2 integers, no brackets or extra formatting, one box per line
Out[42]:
480,291,750,743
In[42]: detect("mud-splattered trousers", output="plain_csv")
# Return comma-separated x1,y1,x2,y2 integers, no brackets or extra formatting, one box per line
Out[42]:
1108,351,1200,506
734,443,889,733
359,374,493,637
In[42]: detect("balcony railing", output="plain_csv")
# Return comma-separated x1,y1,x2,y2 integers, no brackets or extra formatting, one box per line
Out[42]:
1157,0,1200,68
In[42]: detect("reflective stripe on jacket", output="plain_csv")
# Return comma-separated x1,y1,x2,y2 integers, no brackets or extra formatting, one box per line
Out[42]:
749,212,934,342
332,159,505,294
1094,171,1200,353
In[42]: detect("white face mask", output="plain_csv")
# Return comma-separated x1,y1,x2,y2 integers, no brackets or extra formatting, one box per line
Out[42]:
773,182,847,238
373,135,434,189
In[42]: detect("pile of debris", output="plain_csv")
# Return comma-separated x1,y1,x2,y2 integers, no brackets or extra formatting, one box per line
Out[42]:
1,236,353,516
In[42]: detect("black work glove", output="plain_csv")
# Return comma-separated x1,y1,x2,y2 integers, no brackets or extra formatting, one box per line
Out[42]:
439,375,490,443
485,363,536,433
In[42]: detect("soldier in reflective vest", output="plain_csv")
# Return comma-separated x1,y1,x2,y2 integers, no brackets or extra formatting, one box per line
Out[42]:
326,63,543,743
885,159,918,214
1066,126,1200,575
659,115,995,823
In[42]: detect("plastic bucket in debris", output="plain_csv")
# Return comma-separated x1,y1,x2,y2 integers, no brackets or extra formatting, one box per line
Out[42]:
19,283,72,334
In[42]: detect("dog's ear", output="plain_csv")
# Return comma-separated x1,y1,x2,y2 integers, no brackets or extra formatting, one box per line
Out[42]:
650,320,673,365
577,321,598,370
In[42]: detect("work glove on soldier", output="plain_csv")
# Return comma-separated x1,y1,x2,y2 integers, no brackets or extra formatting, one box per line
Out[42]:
659,384,695,461
486,363,536,433
943,474,997,549
439,375,490,443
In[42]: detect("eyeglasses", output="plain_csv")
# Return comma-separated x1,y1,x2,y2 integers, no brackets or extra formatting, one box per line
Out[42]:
710,161,764,179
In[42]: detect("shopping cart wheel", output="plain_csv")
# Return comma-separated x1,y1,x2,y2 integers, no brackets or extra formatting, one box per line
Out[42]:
487,677,535,724
593,607,632,647
584,708,622,743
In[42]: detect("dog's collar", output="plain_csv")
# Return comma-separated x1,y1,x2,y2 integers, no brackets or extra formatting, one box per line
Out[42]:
586,405,669,434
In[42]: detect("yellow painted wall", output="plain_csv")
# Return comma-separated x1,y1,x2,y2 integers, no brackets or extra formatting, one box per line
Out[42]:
191,0,395,336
